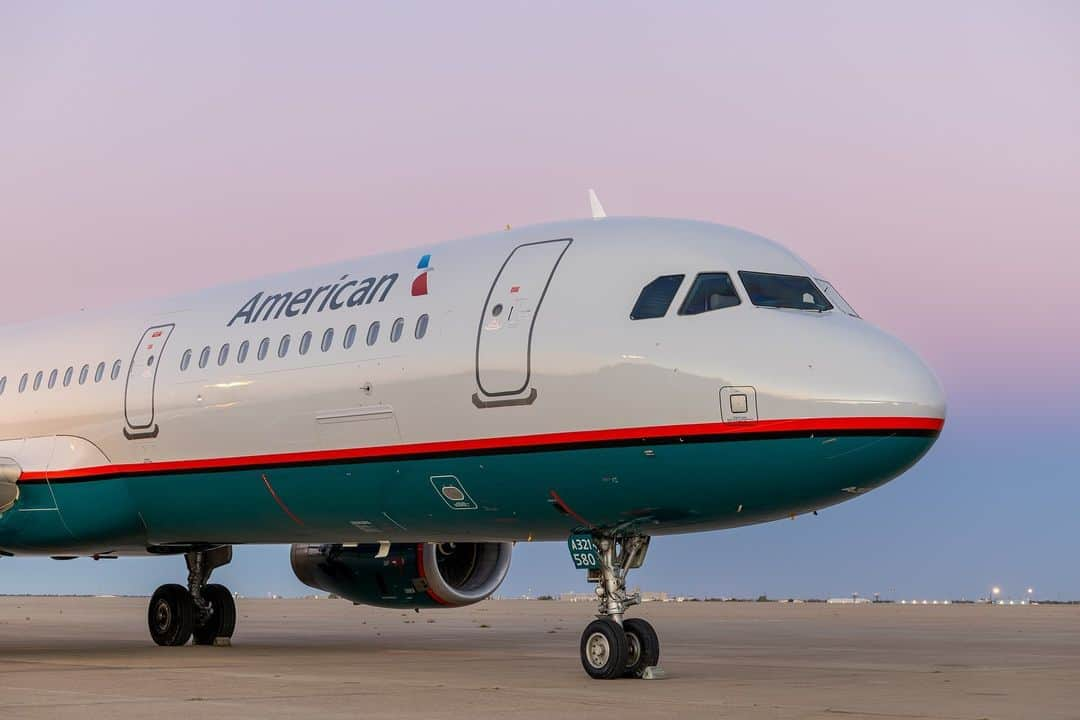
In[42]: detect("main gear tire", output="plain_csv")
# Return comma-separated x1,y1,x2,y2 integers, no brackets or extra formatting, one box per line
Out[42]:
192,583,237,645
148,583,195,647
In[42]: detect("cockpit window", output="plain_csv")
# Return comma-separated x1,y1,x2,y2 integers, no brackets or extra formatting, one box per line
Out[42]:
679,273,740,315
630,275,684,320
738,271,833,312
814,279,859,318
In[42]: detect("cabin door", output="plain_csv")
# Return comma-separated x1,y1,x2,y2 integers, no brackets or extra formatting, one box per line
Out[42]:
474,238,572,406
123,324,175,439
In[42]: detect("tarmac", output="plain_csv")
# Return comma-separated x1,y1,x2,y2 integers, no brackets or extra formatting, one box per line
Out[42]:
0,597,1077,719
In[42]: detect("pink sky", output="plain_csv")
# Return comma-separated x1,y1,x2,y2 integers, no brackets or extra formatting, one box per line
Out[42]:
2,2,1078,403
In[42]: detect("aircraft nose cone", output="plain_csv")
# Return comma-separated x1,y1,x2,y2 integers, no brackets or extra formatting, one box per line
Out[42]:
915,358,946,421
761,315,946,425
867,329,946,422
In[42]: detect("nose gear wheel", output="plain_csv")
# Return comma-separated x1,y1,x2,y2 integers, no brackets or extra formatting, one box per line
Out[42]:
580,618,628,679
575,533,663,679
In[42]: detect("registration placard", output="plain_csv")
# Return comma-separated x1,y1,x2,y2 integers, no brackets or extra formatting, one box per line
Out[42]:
567,533,600,570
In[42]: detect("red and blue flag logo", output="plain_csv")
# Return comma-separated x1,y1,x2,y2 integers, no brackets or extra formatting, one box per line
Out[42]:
411,254,432,296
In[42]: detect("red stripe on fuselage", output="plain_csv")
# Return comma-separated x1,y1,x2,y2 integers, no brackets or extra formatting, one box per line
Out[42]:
16,416,944,485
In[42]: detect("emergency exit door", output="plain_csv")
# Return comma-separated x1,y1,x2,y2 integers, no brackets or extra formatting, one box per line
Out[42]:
474,238,572,406
123,324,174,439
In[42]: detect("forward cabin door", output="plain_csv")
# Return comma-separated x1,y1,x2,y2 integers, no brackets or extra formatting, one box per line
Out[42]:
474,238,572,407
123,324,175,439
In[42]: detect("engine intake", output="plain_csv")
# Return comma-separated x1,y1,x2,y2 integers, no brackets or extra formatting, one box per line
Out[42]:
290,541,512,608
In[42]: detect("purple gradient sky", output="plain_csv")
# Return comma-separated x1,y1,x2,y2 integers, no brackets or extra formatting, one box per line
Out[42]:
1,3,1078,598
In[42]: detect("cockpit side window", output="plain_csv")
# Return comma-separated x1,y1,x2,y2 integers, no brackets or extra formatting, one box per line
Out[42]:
814,279,859,318
738,271,833,312
630,275,684,320
678,273,741,315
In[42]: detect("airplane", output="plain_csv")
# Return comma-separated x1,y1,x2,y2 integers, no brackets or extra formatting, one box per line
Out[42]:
0,203,945,679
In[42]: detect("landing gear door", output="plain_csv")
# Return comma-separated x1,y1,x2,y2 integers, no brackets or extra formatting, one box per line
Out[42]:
474,238,572,407
124,324,175,439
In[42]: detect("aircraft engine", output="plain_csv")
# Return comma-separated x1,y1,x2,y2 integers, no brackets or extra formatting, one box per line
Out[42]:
290,541,512,608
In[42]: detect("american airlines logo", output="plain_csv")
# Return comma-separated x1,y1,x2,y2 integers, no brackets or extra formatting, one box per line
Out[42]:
227,272,399,327
227,254,433,327
225,266,402,330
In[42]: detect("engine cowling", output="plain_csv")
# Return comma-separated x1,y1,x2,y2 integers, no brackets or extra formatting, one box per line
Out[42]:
290,541,512,608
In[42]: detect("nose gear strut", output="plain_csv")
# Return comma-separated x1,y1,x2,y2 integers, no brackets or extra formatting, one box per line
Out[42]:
579,533,662,679
592,535,649,623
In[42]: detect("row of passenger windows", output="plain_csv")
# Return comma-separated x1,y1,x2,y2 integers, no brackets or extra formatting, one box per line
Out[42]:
0,359,123,398
179,314,430,372
0,314,433,397
631,271,857,320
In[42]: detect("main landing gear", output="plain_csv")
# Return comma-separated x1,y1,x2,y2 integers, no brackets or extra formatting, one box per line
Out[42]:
148,546,236,646
579,534,661,680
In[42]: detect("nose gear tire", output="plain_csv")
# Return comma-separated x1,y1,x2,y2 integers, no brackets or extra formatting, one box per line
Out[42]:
580,618,629,679
622,618,660,678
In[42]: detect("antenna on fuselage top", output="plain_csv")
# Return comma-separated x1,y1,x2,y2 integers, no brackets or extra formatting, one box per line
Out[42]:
588,189,607,219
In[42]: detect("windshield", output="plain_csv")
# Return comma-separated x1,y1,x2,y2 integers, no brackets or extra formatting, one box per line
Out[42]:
679,273,740,315
630,275,684,320
815,279,859,318
738,271,833,312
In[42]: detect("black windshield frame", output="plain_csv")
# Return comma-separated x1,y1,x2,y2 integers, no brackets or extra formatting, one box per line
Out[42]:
738,271,834,312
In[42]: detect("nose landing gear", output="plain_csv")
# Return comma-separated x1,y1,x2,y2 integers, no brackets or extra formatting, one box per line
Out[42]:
578,534,661,679
148,546,236,646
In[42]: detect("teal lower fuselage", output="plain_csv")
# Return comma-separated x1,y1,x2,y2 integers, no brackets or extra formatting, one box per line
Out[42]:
0,428,938,554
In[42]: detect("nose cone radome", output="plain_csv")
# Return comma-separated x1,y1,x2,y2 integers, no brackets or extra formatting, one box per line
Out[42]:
859,326,946,422
754,314,946,425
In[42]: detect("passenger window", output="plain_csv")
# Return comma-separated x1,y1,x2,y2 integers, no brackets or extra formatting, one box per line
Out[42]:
321,328,334,352
679,273,741,315
218,343,230,366
199,346,211,369
48,369,58,389
343,324,357,349
415,313,429,339
79,365,89,385
366,321,380,346
111,360,122,381
278,335,291,358
180,349,192,371
19,374,28,393
630,275,684,320
94,362,105,383
390,317,404,343
0,376,5,396
299,331,312,355
63,367,74,387
33,371,43,391
237,340,250,364
258,337,270,361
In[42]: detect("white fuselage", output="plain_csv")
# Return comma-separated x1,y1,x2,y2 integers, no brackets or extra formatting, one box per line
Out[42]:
0,218,945,554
